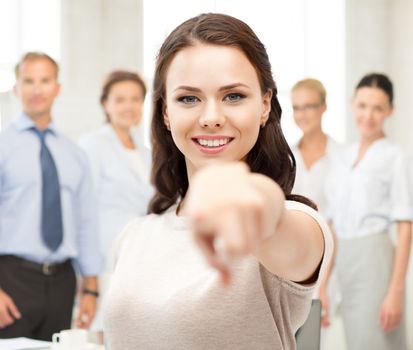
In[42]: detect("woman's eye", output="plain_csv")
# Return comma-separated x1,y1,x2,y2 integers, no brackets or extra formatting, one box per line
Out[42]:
178,95,200,104
224,93,245,102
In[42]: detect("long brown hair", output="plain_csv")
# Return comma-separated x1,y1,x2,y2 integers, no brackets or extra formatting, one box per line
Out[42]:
149,13,314,214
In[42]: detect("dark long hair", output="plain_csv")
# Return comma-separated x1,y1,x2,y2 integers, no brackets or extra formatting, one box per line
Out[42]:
149,13,314,214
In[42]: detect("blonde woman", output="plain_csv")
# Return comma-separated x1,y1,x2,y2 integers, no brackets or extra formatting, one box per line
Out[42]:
291,78,341,214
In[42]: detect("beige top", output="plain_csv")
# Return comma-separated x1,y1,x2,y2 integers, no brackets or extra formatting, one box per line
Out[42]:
103,200,333,350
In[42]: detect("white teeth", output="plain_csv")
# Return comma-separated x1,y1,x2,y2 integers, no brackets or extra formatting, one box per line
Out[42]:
197,138,230,147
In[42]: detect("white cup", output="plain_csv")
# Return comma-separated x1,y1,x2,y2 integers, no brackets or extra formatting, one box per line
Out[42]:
52,329,88,349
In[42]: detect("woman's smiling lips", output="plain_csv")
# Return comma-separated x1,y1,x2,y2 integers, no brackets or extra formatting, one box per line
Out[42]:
192,135,234,154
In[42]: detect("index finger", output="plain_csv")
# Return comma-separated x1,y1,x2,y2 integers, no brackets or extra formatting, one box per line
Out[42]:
193,228,231,286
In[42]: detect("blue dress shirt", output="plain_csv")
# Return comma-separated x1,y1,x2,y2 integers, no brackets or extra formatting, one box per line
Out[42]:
0,113,102,275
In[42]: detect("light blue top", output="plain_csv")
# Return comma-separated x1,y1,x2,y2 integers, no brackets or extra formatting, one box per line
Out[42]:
0,112,102,275
79,124,153,271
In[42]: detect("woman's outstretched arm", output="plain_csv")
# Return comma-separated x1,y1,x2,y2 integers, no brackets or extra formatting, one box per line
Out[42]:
184,162,327,285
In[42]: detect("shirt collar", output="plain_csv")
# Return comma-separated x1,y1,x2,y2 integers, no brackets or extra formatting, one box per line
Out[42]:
13,112,59,136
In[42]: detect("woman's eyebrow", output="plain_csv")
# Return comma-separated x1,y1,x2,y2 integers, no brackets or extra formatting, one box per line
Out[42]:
219,83,249,91
173,86,201,92
173,83,249,93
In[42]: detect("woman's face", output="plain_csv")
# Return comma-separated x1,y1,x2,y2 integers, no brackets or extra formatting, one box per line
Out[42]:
163,43,271,178
103,80,145,130
352,86,393,141
291,87,325,135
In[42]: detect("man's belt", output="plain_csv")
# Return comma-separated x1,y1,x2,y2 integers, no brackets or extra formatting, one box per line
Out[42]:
0,255,71,276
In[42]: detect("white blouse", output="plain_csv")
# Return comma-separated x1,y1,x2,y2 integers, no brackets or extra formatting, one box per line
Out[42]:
325,138,413,240
292,136,341,215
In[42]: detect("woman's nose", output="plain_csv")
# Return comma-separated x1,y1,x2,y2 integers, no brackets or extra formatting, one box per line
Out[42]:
199,102,225,128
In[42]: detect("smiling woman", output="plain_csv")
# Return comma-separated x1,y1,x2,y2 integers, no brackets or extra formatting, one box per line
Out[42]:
78,70,153,332
325,73,412,350
163,44,270,176
103,13,333,350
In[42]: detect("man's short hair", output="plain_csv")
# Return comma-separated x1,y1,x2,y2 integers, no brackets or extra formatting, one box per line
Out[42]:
15,52,59,79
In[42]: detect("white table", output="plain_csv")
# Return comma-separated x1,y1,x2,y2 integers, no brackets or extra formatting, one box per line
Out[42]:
0,337,105,350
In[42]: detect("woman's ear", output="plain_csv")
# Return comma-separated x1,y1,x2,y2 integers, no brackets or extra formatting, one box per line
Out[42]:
163,106,171,130
261,89,272,126
101,101,110,117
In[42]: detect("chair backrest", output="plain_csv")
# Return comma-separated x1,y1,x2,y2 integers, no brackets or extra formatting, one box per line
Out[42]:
295,299,321,350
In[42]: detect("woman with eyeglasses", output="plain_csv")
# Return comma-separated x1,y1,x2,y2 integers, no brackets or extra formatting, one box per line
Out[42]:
290,78,342,348
291,78,342,215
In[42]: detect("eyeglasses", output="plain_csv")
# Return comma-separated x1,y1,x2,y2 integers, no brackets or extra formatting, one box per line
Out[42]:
292,103,323,112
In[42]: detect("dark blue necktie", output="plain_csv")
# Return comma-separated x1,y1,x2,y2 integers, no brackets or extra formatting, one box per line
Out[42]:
32,128,63,251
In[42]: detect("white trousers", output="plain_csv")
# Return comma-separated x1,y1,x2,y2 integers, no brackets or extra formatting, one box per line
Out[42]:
336,233,406,350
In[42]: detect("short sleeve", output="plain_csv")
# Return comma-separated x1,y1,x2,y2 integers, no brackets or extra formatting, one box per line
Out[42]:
390,152,413,221
285,200,334,286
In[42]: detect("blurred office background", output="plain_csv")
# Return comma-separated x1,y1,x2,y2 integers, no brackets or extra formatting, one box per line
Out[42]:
0,1,412,349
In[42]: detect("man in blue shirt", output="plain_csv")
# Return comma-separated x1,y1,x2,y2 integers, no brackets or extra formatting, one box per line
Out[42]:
0,52,102,340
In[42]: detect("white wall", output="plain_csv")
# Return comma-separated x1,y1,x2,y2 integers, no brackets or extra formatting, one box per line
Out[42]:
388,0,413,151
55,0,144,139
344,0,390,142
